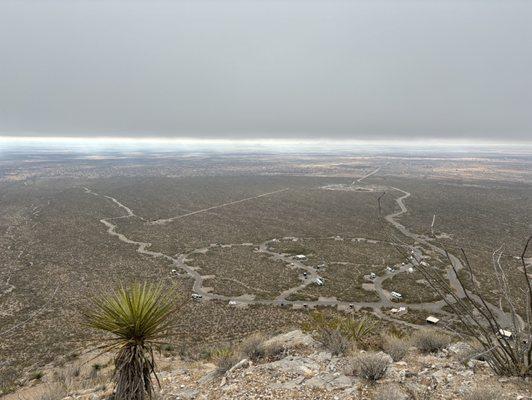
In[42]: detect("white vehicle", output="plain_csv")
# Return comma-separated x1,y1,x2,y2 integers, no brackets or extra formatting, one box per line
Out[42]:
499,329,513,339
295,254,307,261
391,306,407,314
171,269,177,274
426,316,439,324
420,261,429,267
391,291,403,300
191,293,202,300
315,277,324,286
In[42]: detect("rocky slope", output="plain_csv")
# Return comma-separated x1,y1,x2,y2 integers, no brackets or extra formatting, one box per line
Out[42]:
5,330,531,400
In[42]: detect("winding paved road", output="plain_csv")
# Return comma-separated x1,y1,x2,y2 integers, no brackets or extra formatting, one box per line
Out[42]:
83,176,516,329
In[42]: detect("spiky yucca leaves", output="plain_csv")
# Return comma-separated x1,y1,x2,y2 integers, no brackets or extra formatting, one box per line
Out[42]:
303,311,378,349
83,283,178,400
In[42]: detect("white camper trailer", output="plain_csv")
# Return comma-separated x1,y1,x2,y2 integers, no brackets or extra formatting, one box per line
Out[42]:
391,291,403,300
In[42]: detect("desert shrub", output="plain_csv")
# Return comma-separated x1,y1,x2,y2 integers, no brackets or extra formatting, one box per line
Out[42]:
264,342,287,361
89,363,103,379
304,311,377,349
463,387,499,400
382,335,409,362
83,283,178,400
160,343,175,352
30,371,44,381
319,327,350,355
352,352,390,381
374,384,406,400
212,348,240,374
239,334,266,361
412,329,450,353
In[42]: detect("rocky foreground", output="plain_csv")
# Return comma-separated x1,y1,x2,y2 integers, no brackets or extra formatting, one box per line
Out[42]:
6,330,532,400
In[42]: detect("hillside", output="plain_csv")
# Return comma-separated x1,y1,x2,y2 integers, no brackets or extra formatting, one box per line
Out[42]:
5,329,531,400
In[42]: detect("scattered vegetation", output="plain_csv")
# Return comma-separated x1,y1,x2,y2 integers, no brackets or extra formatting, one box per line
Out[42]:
83,283,178,400
412,329,450,354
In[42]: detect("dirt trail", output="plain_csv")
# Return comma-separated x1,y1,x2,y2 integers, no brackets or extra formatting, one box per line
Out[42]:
149,188,290,225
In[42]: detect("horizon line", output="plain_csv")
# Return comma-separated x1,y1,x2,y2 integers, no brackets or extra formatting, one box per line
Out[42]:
2,136,532,147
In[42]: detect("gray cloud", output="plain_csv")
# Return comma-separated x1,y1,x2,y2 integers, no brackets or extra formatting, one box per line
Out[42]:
1,0,531,141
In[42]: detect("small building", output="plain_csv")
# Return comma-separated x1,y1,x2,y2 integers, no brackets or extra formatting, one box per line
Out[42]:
228,300,237,305
386,266,395,273
420,261,428,267
315,277,324,286
391,291,403,300
369,272,376,280
295,254,307,261
426,316,440,324
191,293,202,300
407,267,414,273
171,269,177,274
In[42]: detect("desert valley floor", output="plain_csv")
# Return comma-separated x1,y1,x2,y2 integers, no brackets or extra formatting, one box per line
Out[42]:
1,148,531,386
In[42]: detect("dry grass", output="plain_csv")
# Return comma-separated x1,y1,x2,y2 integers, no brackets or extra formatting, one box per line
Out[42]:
318,328,350,356
239,334,266,361
382,335,409,362
412,329,450,354
352,352,391,381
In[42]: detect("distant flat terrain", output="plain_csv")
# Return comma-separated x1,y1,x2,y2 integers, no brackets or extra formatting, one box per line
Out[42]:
1,149,530,385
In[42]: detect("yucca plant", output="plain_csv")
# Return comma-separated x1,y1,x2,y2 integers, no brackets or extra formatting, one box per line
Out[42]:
83,283,178,400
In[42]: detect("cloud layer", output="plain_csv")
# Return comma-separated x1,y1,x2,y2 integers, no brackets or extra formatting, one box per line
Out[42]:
1,1,531,141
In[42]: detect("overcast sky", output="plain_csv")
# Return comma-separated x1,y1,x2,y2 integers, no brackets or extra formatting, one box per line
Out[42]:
1,0,531,142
